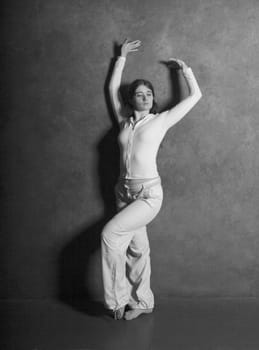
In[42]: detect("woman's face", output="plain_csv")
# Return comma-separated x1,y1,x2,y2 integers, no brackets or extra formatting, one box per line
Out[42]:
131,85,154,112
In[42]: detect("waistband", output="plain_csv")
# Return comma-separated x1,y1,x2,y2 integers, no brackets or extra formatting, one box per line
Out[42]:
118,176,161,189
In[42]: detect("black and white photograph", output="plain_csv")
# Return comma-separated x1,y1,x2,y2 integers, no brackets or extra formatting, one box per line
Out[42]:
1,0,259,349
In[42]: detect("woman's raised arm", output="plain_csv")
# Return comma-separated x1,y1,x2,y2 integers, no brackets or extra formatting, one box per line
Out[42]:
160,58,202,131
109,39,141,124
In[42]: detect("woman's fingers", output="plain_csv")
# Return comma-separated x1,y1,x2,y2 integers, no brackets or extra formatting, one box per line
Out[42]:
129,40,141,47
169,57,183,64
166,58,180,68
123,39,141,46
121,39,141,56
126,39,141,44
126,40,141,53
168,57,187,68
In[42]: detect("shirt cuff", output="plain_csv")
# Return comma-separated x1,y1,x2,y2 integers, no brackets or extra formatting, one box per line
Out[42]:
183,67,193,78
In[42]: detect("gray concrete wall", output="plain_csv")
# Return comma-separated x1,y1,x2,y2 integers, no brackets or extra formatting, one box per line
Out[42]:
1,0,259,299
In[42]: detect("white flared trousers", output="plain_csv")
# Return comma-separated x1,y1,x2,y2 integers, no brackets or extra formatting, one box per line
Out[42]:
101,177,163,311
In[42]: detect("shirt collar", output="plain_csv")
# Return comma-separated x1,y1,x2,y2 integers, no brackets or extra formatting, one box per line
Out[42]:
129,113,153,127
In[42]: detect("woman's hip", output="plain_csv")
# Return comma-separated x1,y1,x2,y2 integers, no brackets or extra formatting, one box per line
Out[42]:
115,176,163,204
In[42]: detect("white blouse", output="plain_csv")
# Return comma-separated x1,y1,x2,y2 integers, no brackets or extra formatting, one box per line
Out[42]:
109,56,202,179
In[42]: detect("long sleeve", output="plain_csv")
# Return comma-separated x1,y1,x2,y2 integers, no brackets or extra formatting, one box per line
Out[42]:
161,67,202,131
109,56,126,123
182,67,202,98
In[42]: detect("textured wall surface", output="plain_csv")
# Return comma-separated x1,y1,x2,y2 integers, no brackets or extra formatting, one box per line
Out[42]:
1,0,259,299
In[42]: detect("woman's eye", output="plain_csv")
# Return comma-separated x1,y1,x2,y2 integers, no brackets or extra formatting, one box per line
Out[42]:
136,93,152,97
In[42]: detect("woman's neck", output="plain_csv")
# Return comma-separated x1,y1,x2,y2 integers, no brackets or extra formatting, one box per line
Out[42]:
133,110,150,121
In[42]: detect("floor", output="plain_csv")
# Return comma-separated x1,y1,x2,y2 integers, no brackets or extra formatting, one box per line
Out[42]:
1,298,259,350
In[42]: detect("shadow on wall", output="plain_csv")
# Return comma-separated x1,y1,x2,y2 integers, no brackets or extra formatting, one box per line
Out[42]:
57,42,182,316
58,127,120,316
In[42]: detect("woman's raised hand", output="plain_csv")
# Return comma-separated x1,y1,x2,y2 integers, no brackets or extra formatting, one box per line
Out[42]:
121,39,141,57
167,58,190,74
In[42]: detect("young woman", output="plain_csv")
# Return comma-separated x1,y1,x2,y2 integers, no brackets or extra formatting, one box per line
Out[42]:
101,39,202,320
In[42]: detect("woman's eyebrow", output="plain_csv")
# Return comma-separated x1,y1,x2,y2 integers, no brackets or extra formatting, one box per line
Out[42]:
135,90,153,94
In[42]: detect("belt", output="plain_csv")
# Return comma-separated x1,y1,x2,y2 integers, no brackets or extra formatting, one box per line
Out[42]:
118,177,161,200
120,176,161,189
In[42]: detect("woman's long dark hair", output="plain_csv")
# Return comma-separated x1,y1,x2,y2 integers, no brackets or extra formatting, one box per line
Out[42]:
128,79,158,114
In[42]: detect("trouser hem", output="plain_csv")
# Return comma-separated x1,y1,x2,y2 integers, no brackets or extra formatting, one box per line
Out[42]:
105,303,128,312
128,306,154,310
